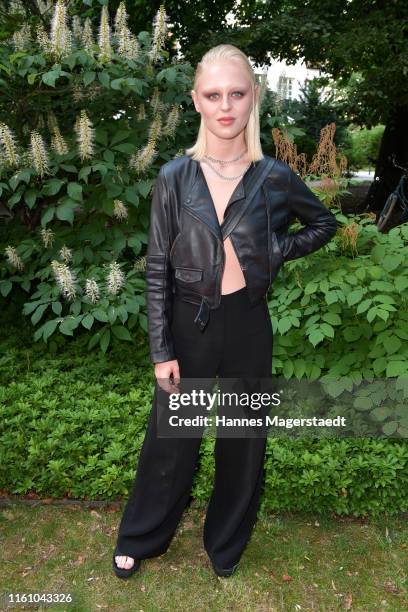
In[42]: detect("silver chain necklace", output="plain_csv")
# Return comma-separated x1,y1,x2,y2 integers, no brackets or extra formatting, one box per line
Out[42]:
204,150,247,165
201,158,252,181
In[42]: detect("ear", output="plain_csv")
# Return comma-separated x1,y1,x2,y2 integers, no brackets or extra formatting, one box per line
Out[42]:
191,89,201,113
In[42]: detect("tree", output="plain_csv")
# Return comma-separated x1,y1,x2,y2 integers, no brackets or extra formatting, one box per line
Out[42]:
229,0,408,212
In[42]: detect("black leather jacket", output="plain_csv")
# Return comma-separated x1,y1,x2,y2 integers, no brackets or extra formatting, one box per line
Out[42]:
146,154,338,364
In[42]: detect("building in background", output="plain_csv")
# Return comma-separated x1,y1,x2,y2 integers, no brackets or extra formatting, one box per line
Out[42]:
252,55,330,102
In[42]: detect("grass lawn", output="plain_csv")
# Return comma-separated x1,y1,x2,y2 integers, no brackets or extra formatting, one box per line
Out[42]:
1,501,407,611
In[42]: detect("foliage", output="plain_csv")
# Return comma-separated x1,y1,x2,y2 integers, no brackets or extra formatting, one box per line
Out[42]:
267,213,408,437
285,78,351,165
344,124,385,171
0,2,196,353
0,309,407,514
231,1,408,129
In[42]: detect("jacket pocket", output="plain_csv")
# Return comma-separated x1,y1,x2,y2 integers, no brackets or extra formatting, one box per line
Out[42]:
174,267,203,283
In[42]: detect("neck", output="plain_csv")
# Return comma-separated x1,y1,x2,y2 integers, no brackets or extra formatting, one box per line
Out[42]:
204,130,248,161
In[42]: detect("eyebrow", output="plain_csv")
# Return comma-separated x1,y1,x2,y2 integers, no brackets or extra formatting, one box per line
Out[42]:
200,87,249,93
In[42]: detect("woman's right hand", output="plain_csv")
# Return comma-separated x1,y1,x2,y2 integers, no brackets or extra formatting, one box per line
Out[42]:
154,359,180,394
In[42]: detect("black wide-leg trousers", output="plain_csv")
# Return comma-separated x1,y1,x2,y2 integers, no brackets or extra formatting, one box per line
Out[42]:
115,286,273,570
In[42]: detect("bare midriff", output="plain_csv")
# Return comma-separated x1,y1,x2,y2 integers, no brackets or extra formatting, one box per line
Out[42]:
200,163,247,295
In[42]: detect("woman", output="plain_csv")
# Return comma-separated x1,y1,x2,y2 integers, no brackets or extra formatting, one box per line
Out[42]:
112,44,337,579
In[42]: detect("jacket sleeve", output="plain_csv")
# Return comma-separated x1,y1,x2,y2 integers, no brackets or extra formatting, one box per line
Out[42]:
145,167,176,364
278,166,338,262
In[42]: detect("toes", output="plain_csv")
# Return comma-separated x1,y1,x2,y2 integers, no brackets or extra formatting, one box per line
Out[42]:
124,556,134,569
115,555,134,569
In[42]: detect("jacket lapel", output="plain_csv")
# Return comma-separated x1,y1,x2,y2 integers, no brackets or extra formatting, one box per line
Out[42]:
184,159,258,243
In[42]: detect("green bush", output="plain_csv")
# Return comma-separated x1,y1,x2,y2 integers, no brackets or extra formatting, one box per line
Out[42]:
1,220,408,515
344,124,384,170
0,3,195,353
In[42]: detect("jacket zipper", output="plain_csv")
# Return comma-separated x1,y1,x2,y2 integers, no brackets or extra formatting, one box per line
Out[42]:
217,242,225,307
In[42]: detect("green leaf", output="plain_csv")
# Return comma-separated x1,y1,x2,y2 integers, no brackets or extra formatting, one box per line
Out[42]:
105,182,122,198
110,130,130,146
383,254,403,272
78,166,92,182
108,305,117,324
353,397,373,411
125,186,139,206
94,128,108,146
395,276,408,292
367,306,378,323
278,317,292,334
8,191,23,206
42,69,60,87
93,309,109,322
24,188,37,209
111,78,125,90
309,329,324,347
59,316,82,335
100,328,111,353
67,182,83,201
103,150,115,163
42,179,65,196
371,245,386,264
51,301,62,315
320,323,334,338
304,281,318,295
383,335,402,355
92,163,108,177
138,312,147,332
347,289,363,306
382,421,398,436
128,236,141,253
60,164,77,173
125,77,143,94
373,357,387,375
282,360,294,378
111,325,132,341
10,169,31,188
325,290,339,305
83,70,96,86
356,299,372,314
42,319,59,341
322,312,341,325
98,71,110,87
56,201,76,224
113,142,137,154
41,206,55,226
137,180,153,199
386,361,408,377
125,298,140,314
31,303,48,325
0,280,12,296
81,313,94,329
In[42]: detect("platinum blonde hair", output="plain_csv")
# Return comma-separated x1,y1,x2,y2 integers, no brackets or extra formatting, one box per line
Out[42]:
185,44,264,162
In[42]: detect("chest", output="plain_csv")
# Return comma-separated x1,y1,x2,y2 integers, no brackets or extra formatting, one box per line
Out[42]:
200,166,242,225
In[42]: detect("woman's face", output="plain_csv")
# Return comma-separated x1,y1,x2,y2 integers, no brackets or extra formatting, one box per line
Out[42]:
191,60,258,142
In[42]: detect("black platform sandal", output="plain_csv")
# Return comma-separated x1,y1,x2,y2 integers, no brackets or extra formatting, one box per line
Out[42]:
112,547,141,579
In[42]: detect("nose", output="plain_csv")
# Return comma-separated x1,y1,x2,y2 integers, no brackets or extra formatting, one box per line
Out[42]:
220,94,232,111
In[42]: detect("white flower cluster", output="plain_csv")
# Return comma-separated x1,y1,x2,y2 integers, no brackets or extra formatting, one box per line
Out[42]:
74,110,95,161
5,246,24,271
0,123,20,168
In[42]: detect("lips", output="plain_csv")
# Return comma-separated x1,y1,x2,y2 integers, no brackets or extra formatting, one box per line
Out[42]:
218,117,235,124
